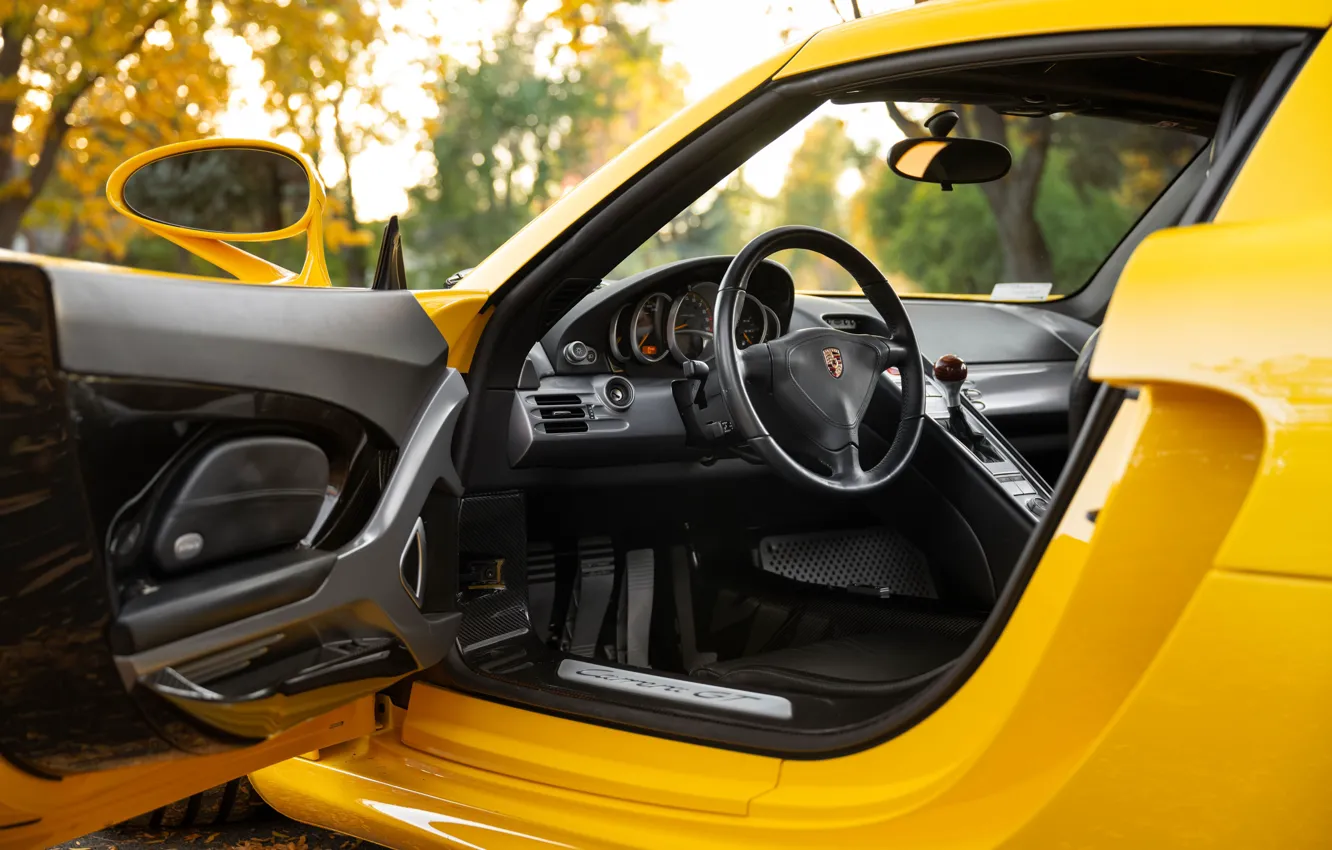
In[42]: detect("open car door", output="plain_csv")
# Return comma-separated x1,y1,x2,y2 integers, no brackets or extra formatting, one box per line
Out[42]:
0,143,472,847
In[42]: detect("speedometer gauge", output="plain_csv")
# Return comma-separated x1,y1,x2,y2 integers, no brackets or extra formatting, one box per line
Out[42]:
608,303,632,362
631,292,672,364
668,290,714,363
735,293,769,350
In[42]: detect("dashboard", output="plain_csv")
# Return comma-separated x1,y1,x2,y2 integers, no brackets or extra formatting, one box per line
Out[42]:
512,255,1095,515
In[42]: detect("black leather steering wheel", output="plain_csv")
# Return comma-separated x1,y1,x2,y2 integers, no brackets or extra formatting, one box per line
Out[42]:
714,226,926,494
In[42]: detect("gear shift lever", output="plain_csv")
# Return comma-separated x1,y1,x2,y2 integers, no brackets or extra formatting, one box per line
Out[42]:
933,354,975,450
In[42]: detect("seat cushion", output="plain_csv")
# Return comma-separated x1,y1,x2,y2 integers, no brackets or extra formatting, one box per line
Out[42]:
693,625,976,696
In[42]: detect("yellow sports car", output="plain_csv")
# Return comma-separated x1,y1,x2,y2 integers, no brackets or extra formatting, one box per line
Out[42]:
3,0,1331,847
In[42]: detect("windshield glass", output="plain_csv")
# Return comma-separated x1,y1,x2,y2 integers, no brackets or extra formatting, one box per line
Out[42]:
611,101,1205,299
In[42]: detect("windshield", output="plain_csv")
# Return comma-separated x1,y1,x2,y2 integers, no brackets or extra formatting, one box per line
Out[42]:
611,101,1205,299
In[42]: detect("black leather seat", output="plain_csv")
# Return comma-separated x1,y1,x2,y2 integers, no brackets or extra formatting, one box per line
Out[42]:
693,624,975,697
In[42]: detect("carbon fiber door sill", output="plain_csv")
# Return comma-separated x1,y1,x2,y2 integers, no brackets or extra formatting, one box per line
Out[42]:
557,659,793,720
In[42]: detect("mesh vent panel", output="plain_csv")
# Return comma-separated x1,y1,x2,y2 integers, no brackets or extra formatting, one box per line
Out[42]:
759,527,935,598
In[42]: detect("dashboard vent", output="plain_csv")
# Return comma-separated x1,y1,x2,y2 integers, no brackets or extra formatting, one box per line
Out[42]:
539,407,585,420
822,314,889,335
542,421,589,434
529,392,589,432
533,393,582,406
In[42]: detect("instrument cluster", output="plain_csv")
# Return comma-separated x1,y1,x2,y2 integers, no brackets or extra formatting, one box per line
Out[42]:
607,281,778,367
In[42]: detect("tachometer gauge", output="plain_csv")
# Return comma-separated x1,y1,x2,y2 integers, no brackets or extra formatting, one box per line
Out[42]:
608,303,632,363
668,289,714,363
631,292,672,364
735,294,769,350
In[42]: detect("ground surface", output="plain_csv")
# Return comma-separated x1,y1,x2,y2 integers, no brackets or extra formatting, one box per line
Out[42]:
53,812,384,850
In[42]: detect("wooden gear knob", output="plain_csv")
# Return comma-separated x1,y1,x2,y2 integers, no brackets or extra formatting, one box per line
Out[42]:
933,353,967,383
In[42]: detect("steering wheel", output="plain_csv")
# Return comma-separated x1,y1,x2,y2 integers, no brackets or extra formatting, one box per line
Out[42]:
714,226,926,494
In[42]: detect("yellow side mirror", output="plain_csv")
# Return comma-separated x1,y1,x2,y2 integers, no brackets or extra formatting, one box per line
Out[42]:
107,138,331,287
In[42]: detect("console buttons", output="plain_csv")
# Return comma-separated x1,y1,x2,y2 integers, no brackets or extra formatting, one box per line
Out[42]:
1000,478,1036,497
563,340,598,366
1026,497,1050,517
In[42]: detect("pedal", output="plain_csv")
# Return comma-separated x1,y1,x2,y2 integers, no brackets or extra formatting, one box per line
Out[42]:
614,548,654,667
527,542,558,645
758,527,936,598
562,537,616,658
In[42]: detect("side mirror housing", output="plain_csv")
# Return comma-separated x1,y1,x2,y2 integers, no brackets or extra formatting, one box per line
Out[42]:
107,139,331,286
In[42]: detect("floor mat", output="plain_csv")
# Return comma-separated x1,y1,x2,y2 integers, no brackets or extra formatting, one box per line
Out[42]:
698,567,982,665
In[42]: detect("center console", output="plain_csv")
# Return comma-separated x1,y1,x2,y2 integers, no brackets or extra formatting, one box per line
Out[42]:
918,354,1051,517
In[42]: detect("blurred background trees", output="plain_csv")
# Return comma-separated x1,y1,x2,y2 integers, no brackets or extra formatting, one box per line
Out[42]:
3,0,1203,296
405,8,684,279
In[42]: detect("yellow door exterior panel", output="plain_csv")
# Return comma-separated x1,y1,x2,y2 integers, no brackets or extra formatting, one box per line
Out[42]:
1217,30,1332,223
776,0,1332,79
399,684,781,816
1002,569,1332,848
0,698,375,850
1093,215,1332,580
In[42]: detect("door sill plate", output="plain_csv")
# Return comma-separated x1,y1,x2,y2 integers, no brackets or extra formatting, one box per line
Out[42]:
557,659,793,720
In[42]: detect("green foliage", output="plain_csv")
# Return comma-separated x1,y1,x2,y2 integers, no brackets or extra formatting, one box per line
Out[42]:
404,17,684,282
776,117,869,291
614,173,770,277
864,171,1000,294
405,35,600,277
860,113,1201,295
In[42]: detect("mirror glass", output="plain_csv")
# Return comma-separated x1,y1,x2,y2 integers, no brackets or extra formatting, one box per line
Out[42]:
887,137,1011,185
121,148,311,235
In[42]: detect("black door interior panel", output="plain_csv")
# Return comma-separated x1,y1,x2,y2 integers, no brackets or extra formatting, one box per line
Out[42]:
146,436,330,574
49,267,450,443
111,550,337,653
0,260,468,773
107,369,467,740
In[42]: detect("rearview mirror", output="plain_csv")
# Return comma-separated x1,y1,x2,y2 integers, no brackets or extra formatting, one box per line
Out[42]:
119,147,312,236
887,136,1011,189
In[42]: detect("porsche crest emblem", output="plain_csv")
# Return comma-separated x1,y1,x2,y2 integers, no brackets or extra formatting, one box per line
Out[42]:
823,347,844,379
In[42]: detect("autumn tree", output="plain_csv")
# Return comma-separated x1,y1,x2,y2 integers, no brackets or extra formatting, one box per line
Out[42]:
777,116,872,290
1,0,424,282
235,0,442,286
0,1,229,251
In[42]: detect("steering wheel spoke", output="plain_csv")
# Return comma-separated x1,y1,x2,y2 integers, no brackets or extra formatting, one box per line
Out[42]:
882,338,913,369
738,341,773,391
812,442,864,483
